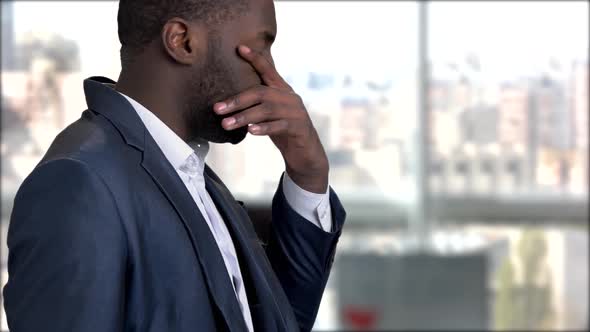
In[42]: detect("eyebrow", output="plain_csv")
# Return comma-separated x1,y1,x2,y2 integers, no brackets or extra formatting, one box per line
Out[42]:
258,30,276,45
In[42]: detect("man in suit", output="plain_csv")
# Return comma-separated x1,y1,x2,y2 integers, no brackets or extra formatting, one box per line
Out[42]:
3,0,346,331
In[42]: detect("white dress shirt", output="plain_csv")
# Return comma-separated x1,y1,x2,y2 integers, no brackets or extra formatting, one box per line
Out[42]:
119,92,332,331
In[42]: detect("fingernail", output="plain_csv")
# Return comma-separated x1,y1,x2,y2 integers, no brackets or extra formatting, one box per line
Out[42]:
215,103,227,112
249,124,260,133
223,117,236,128
239,45,251,54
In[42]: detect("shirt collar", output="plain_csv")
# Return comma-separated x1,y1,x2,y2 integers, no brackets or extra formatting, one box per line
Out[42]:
118,92,209,174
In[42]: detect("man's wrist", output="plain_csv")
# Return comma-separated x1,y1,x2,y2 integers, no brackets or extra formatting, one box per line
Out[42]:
285,165,329,194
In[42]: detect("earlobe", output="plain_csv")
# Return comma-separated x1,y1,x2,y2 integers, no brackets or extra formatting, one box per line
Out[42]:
161,18,203,65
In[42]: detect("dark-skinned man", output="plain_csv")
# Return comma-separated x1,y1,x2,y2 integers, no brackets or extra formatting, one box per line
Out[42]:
3,0,346,331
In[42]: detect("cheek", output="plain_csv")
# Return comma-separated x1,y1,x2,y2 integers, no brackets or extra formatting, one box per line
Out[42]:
233,54,262,90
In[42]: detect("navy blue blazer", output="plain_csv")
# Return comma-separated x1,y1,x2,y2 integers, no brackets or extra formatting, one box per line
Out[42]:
3,77,346,332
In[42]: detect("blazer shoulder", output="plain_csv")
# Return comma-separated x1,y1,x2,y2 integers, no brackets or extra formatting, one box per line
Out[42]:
18,156,113,204
36,109,142,181
42,110,127,159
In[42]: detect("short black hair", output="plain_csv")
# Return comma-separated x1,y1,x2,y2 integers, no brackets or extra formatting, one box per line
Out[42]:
117,0,248,65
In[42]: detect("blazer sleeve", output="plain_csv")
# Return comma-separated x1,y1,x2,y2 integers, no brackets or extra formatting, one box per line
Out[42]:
266,173,346,332
3,158,127,332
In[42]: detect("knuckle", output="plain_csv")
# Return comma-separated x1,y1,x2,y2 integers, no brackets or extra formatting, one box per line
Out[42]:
262,103,273,116
256,86,266,99
280,120,290,131
231,96,240,107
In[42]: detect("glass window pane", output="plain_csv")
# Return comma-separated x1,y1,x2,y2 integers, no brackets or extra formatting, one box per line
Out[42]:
1,2,120,330
427,2,589,330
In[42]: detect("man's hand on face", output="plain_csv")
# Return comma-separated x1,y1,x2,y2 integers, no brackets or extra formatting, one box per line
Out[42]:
213,45,329,194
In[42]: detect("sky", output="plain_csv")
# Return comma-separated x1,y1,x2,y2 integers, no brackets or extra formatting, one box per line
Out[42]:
428,1,589,80
9,1,589,81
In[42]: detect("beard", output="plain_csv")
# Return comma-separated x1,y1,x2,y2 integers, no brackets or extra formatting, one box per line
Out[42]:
183,34,248,144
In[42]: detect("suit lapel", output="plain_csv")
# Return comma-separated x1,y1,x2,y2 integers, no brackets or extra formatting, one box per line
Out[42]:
140,137,247,332
205,171,293,331
82,76,246,331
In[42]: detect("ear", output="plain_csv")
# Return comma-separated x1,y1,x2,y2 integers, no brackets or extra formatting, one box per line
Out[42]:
161,17,206,65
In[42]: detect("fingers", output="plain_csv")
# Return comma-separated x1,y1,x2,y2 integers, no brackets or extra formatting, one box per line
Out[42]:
213,85,267,115
238,45,291,90
220,103,282,131
248,119,290,136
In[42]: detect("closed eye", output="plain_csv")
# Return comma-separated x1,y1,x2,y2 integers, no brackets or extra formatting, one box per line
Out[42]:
258,30,276,47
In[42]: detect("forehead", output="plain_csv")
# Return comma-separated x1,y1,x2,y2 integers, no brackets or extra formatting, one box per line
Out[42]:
229,0,277,34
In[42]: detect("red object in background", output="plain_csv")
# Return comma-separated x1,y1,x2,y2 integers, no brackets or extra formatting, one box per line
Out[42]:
343,305,378,330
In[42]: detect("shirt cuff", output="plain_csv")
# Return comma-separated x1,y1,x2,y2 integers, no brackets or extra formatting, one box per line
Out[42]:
281,171,333,232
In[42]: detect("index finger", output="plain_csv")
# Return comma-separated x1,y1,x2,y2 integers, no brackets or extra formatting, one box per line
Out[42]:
238,45,292,91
